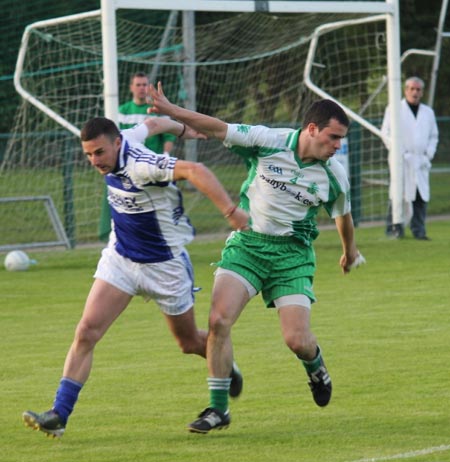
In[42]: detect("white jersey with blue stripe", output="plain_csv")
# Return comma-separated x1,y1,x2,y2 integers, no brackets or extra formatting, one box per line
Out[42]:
105,124,194,263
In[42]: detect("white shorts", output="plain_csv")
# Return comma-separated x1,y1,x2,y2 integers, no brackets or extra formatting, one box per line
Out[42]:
94,247,195,315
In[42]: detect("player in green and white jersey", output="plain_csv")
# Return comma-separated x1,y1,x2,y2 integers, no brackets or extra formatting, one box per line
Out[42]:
119,72,176,154
148,82,364,434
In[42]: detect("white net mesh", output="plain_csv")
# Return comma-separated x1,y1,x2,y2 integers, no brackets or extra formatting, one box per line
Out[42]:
1,10,390,248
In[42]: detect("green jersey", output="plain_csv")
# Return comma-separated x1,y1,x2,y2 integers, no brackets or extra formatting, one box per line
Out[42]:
118,101,176,153
223,123,351,246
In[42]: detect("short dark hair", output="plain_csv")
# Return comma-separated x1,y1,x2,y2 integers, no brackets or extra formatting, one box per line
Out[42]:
130,71,148,84
303,99,349,130
80,117,120,142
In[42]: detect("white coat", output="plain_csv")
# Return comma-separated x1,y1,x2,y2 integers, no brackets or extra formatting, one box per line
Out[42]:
381,99,439,202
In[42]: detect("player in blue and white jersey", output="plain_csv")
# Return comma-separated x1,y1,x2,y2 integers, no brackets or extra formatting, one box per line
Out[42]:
148,82,364,433
22,116,248,438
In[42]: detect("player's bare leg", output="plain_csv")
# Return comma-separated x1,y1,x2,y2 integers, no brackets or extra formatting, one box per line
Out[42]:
23,279,132,437
278,304,332,407
188,274,249,433
164,307,208,356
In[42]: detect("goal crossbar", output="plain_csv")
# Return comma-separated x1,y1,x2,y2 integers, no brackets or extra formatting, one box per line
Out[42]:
112,1,394,14
9,0,408,243
101,0,404,224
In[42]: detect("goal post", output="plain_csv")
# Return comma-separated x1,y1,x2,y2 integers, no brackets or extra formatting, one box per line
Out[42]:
14,10,101,139
5,0,412,248
101,0,404,225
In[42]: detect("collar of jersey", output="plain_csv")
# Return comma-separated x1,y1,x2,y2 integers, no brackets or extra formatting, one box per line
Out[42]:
287,127,320,169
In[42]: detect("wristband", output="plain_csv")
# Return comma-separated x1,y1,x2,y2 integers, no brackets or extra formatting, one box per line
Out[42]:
178,123,186,138
224,205,237,219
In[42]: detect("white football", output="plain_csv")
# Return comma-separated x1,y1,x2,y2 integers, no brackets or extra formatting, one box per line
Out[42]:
350,252,366,269
4,250,32,272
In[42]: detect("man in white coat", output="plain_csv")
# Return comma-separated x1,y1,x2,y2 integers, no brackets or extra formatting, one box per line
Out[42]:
381,76,439,240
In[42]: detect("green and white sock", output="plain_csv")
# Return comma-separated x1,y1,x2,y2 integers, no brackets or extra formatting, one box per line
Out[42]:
299,346,322,374
207,377,231,413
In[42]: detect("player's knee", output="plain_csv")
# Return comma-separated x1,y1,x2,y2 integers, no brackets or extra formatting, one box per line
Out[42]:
74,320,102,348
284,332,314,356
208,310,233,337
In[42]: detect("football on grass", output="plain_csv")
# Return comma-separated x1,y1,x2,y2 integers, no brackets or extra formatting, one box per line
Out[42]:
4,250,32,272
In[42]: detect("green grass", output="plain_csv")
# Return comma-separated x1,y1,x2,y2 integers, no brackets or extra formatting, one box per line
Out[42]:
1,220,450,462
1,165,449,244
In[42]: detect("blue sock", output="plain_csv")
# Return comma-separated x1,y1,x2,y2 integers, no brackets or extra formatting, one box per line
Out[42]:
52,377,83,424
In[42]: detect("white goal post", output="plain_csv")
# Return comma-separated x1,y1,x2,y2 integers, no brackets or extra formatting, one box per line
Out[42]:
101,0,404,225
8,0,415,248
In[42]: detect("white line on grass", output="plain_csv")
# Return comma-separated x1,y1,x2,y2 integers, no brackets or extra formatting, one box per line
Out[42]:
349,444,450,462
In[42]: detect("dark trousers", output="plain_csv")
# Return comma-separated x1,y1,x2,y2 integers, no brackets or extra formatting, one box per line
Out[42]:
410,190,428,238
386,189,428,238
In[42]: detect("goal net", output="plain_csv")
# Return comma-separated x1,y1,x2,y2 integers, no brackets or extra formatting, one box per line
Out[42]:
1,5,394,248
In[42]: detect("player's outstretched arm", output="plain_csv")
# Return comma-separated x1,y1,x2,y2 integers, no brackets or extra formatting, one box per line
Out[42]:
173,159,248,231
335,213,363,274
143,116,206,140
148,82,228,141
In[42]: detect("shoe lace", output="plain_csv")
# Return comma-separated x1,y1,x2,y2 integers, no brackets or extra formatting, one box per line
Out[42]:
309,366,331,385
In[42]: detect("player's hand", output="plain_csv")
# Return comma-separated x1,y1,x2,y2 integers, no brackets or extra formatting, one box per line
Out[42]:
226,207,250,232
182,124,208,140
340,250,365,274
146,82,173,116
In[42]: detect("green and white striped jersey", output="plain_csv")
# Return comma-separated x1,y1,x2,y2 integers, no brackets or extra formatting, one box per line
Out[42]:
118,101,176,154
223,124,351,246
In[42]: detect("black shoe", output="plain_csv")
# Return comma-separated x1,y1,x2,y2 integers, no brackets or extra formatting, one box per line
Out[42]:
22,409,65,438
229,361,243,398
415,235,431,241
307,356,332,407
386,224,404,239
188,407,230,433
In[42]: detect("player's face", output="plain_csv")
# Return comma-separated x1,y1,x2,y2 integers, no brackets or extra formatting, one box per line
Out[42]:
404,82,423,105
130,77,149,103
82,134,121,175
307,118,348,162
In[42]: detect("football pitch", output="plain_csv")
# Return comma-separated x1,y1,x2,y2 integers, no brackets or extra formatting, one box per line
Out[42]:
1,220,449,462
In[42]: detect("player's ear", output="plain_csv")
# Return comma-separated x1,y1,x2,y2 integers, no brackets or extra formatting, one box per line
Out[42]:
307,122,318,136
114,136,121,151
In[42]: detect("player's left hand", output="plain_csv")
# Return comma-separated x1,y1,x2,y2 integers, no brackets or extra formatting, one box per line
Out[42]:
340,250,366,274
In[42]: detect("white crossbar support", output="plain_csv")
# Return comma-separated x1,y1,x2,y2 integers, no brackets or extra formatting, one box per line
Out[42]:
13,10,101,138
304,14,388,144
429,0,449,106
